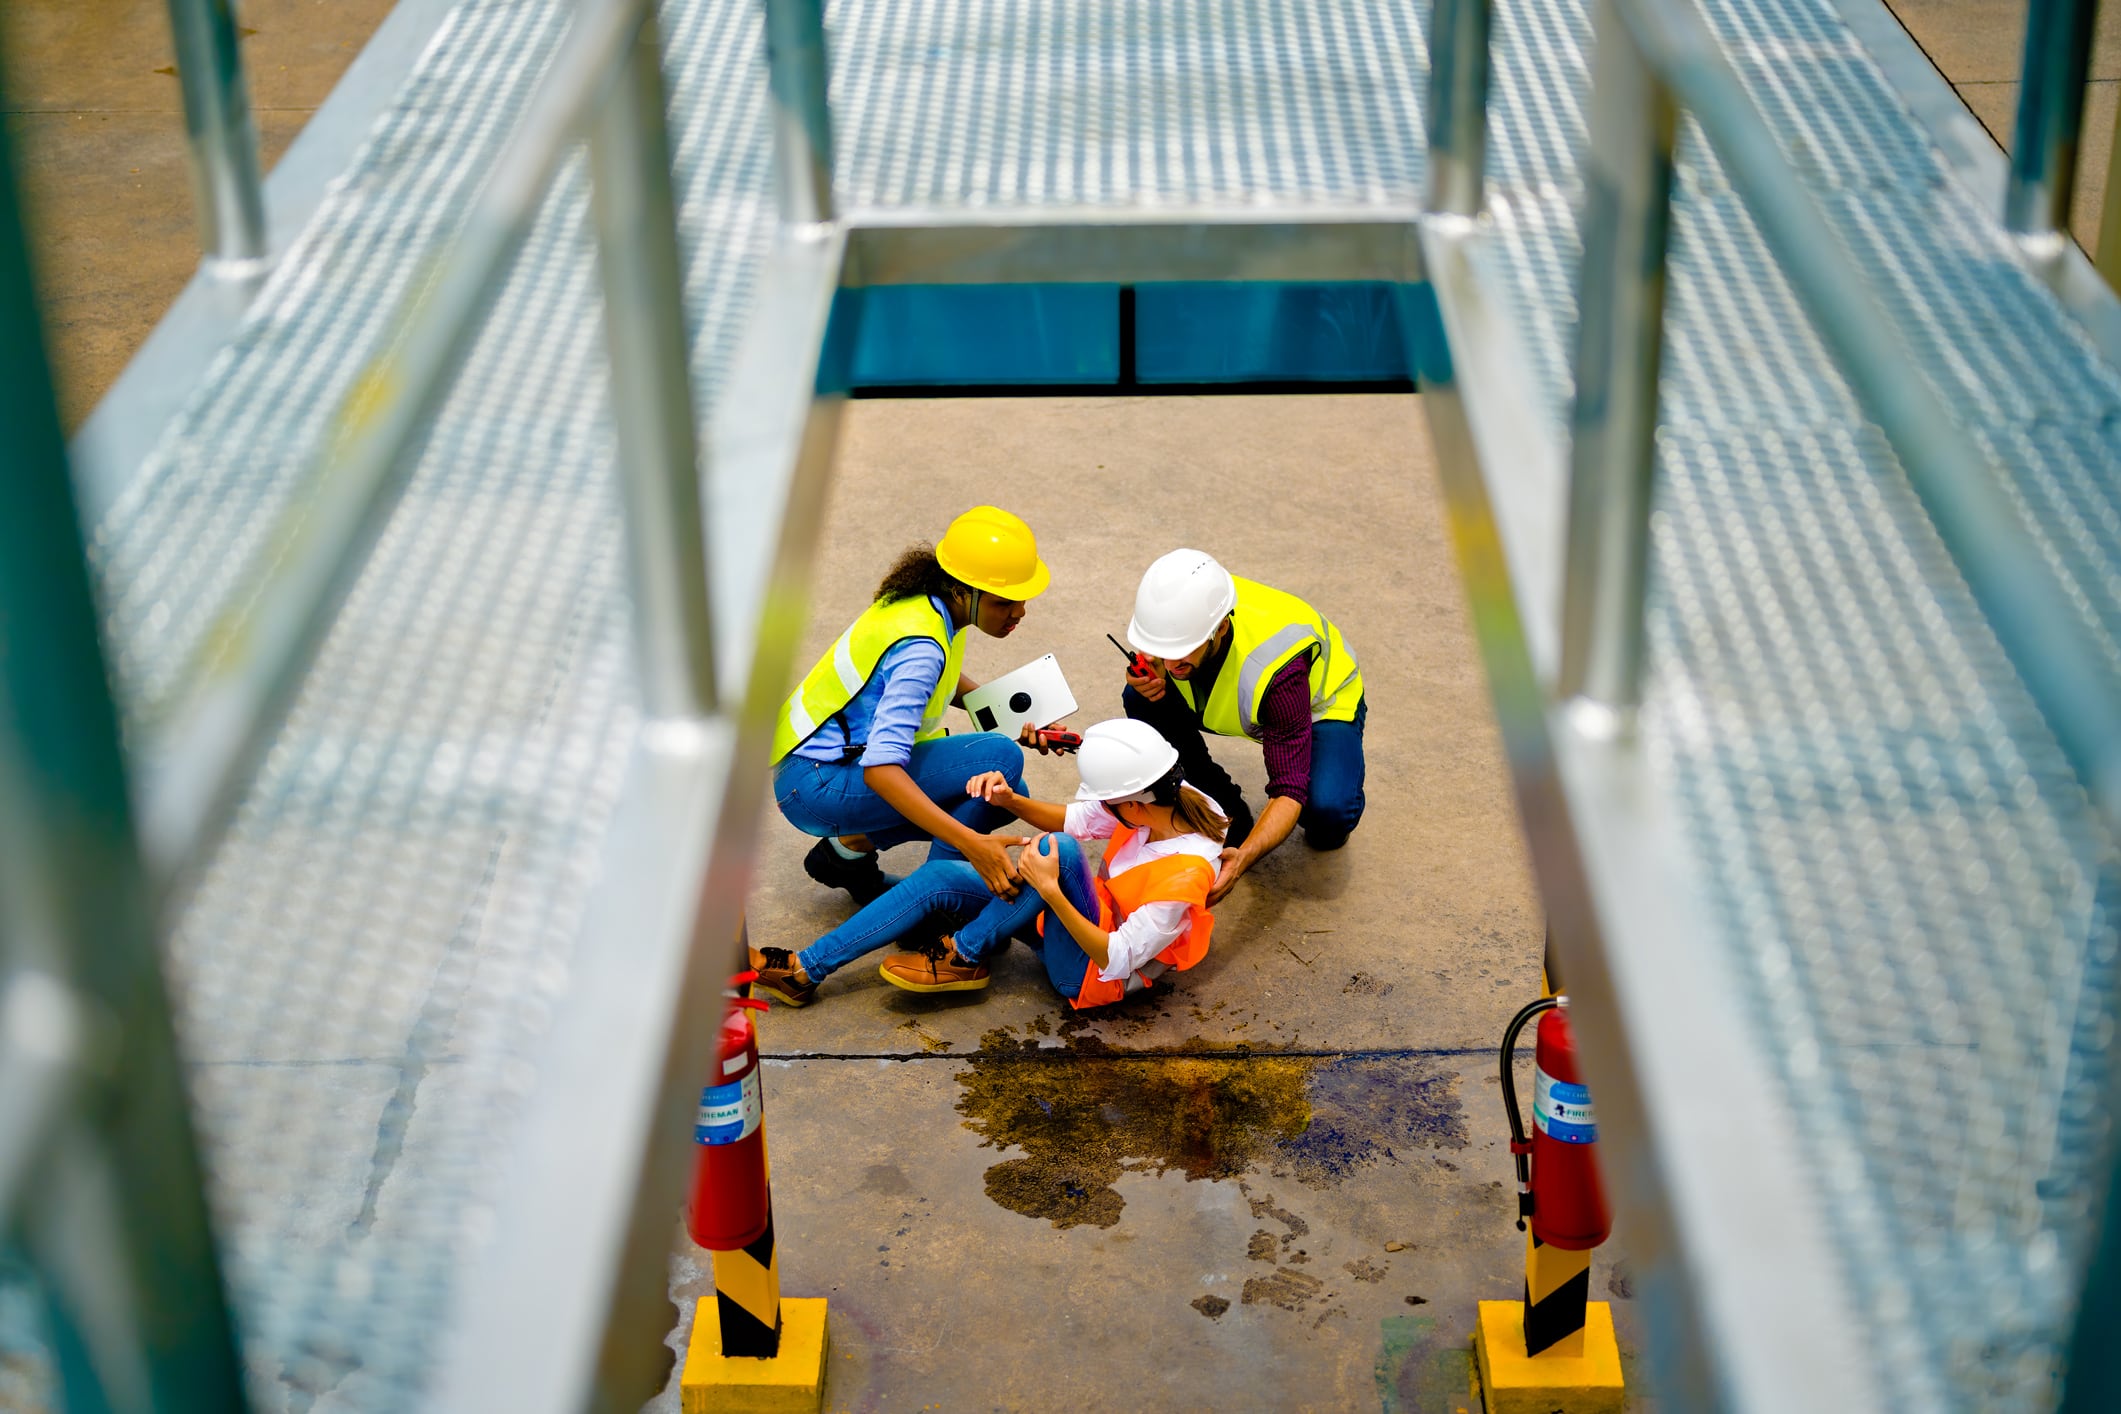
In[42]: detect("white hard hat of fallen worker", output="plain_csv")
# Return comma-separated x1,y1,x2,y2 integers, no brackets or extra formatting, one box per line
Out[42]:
1073,719,1183,803
1126,548,1237,659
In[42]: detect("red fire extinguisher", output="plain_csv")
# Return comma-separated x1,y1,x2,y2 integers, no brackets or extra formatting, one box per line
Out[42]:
686,977,771,1251
1500,994,1611,1250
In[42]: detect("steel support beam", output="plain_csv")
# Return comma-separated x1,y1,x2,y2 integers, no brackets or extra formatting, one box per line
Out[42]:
164,0,267,270
1427,0,1492,217
845,209,1423,286
589,8,719,721
2006,0,2099,241
1557,0,1675,721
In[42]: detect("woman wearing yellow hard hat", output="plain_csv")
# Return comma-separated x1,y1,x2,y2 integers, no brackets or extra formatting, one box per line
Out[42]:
751,507,1052,1005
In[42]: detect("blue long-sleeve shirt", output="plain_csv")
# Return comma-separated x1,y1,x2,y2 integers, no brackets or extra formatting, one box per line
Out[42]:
788,596,955,769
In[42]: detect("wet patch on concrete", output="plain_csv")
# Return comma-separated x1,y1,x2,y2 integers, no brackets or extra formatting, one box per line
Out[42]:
895,1018,953,1053
955,1048,1313,1228
953,1032,1469,1229
858,1163,913,1195
1247,1189,1310,1242
1242,1266,1326,1310
1279,1057,1469,1187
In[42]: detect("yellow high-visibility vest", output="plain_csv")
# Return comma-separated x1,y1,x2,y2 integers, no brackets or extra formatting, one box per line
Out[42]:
771,595,967,764
1172,577,1362,741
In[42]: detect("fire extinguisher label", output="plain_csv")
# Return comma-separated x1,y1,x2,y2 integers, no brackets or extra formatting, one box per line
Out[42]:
694,1068,762,1145
1533,1068,1596,1144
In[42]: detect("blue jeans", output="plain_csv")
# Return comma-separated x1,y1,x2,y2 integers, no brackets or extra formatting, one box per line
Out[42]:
774,732,1025,860
954,834,1106,1001
1302,697,1368,850
797,834,1104,1000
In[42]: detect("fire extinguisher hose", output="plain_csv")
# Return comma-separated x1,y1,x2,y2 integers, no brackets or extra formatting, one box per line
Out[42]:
1500,995,1559,1229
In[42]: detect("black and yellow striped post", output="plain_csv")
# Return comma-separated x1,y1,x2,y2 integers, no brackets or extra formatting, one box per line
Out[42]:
1522,1232,1592,1357
711,1185,784,1357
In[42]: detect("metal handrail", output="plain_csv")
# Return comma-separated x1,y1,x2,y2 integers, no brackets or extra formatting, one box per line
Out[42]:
135,0,713,909
1426,0,1491,218
17,0,727,1406
1427,0,2121,1401
1,114,248,1404
1597,0,2121,843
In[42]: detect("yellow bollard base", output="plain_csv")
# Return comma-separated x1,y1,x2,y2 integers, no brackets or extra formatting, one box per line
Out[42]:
1473,1299,1625,1414
680,1296,829,1414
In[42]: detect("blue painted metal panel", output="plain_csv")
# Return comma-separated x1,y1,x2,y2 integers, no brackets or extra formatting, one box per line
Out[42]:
1134,283,1409,382
849,285,1119,386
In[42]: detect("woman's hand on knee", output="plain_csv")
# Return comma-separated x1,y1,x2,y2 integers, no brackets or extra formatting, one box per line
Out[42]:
966,769,1017,808
1016,832,1063,896
962,831,1021,899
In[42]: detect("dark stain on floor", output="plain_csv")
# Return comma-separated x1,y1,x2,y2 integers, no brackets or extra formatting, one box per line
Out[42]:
957,1048,1313,1228
1279,1057,1469,1187
1242,1266,1326,1310
953,1030,1467,1229
1191,1294,1231,1320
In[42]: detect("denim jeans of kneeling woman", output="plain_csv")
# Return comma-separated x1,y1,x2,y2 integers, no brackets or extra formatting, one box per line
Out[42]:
795,833,1104,1000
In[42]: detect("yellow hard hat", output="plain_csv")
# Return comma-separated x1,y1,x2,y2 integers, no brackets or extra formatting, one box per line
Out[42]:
935,506,1051,600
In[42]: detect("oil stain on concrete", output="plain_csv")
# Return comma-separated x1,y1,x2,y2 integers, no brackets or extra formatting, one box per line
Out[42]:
952,1024,1470,1230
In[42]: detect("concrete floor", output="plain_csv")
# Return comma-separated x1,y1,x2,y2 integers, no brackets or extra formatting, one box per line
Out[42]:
0,0,393,430
644,396,1653,1411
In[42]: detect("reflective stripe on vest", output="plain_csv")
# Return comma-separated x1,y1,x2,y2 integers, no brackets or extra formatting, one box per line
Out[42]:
1174,577,1363,741
770,595,968,764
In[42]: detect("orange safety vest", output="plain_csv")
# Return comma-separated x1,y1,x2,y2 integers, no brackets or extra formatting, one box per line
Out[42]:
1041,828,1216,1009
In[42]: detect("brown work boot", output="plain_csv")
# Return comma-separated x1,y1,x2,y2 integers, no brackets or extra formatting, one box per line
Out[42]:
879,939,990,994
749,945,818,1008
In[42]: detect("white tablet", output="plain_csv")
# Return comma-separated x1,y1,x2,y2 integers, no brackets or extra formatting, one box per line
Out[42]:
960,654,1078,740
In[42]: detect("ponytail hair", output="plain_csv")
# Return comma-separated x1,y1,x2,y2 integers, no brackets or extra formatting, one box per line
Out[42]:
875,544,961,605
1106,767,1229,844
1172,784,1229,844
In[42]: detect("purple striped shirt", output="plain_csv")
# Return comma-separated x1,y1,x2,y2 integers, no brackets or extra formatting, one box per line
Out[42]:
1256,656,1316,806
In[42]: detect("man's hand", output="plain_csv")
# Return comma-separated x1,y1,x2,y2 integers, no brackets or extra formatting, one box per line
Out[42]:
963,832,1020,898
966,770,1017,808
1018,721,1071,756
1127,660,1166,702
1016,832,1063,896
1207,846,1250,906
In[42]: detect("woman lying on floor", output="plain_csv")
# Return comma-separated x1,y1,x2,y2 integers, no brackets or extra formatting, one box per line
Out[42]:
750,719,1226,1010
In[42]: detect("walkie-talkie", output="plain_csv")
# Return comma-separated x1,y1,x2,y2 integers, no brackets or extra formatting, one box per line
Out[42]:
1106,632,1154,677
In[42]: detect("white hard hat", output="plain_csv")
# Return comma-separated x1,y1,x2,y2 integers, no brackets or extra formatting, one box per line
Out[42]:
1126,549,1238,658
1073,719,1182,803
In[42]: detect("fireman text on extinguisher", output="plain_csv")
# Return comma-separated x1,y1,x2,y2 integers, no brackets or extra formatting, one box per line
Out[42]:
695,1069,763,1146
1533,1067,1596,1144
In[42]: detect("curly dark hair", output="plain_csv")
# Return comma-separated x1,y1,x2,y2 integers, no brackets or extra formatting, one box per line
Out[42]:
875,544,962,604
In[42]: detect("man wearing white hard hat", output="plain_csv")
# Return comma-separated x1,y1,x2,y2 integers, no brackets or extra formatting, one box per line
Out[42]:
1123,548,1366,903
874,719,1229,1007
